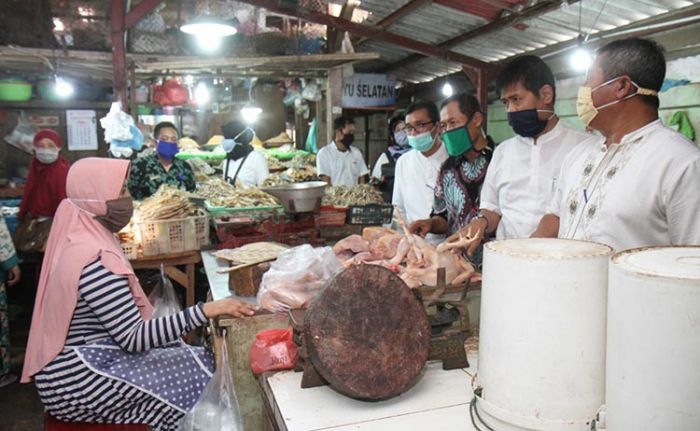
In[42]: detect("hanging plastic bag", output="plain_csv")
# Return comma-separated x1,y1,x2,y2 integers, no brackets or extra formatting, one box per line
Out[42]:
305,118,318,154
180,329,244,431
148,264,182,319
109,124,144,158
4,112,37,154
249,327,298,374
100,102,134,143
257,245,342,312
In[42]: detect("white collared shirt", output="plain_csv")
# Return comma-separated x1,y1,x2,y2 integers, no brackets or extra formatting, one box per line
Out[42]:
392,145,449,224
549,119,700,250
316,142,369,187
223,150,269,187
480,121,590,239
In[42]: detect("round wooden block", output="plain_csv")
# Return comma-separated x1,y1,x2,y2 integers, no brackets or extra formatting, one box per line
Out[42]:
304,265,431,400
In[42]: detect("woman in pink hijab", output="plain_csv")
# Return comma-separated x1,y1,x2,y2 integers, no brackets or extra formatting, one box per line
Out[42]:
21,158,255,430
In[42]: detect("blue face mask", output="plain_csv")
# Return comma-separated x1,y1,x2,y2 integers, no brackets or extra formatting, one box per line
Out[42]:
221,138,237,153
156,140,179,160
406,131,435,152
393,129,408,147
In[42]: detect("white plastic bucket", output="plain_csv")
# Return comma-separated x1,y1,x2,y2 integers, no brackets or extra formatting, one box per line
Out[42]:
476,238,613,430
606,246,700,430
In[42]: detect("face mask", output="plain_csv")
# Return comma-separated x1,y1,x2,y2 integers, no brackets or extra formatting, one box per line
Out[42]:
221,138,237,153
156,140,179,160
441,117,476,157
94,196,134,233
35,148,59,164
407,131,436,152
577,76,659,127
393,129,408,147
341,133,354,147
508,109,554,138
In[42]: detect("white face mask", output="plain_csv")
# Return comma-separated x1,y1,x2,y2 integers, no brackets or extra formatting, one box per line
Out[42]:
576,76,659,127
35,148,59,164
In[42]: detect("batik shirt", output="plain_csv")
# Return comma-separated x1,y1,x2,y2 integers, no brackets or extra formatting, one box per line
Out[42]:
127,154,196,200
432,150,491,236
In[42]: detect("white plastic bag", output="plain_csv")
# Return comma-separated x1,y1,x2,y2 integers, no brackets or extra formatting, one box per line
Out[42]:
180,329,243,431
148,264,182,319
4,112,37,154
100,102,134,143
257,245,342,312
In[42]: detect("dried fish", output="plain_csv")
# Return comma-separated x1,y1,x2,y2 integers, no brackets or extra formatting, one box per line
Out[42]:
136,185,197,220
322,185,385,207
195,178,279,208
261,166,319,187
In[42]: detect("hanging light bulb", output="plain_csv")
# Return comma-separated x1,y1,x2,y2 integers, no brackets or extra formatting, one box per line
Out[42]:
442,81,454,97
241,106,262,124
54,76,74,98
194,81,210,105
180,15,237,53
570,46,593,73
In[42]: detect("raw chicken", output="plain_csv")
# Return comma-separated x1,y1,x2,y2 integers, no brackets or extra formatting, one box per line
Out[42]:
333,234,370,255
362,226,397,243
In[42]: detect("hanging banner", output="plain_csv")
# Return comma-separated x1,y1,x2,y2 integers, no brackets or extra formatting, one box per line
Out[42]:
341,74,397,108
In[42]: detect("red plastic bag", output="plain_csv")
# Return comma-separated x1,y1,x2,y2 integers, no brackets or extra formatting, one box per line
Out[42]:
249,327,298,374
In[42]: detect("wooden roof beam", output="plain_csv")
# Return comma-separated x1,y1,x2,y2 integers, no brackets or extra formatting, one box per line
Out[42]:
355,0,433,46
381,0,577,73
233,0,493,72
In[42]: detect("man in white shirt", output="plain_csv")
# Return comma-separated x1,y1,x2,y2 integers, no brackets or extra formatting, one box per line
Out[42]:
532,38,700,250
407,95,492,240
393,101,448,230
316,117,369,187
221,120,269,187
455,55,591,256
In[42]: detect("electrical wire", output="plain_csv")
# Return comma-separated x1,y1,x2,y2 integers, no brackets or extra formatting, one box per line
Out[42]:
469,395,496,431
585,0,611,42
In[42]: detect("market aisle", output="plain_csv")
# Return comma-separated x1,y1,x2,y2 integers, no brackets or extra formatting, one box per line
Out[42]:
0,261,43,431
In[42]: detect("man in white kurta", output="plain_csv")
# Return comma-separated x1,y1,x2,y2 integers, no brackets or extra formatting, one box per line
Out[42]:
392,145,448,224
316,117,369,187
549,121,700,250
534,38,700,249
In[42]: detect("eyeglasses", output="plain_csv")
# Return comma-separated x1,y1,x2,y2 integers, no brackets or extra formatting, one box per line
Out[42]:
404,121,435,134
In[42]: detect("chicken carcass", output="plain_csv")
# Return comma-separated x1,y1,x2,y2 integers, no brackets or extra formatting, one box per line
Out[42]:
333,234,370,255
393,207,475,288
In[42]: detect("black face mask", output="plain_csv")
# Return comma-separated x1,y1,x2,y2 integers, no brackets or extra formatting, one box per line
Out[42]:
228,142,252,161
340,133,354,147
507,109,553,138
95,197,134,233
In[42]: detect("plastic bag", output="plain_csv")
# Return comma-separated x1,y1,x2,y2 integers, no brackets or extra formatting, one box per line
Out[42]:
249,327,298,374
148,264,182,319
180,329,243,431
100,102,134,143
4,112,37,154
109,125,144,159
257,245,342,312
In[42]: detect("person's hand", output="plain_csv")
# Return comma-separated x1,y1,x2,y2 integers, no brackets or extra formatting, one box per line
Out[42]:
408,219,432,237
202,298,258,319
445,217,487,256
7,265,20,287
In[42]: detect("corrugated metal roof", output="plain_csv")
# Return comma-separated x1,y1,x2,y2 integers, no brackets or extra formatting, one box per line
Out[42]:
353,0,700,83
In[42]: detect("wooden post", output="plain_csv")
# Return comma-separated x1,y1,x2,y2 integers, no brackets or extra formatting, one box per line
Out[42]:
111,0,128,105
463,66,488,128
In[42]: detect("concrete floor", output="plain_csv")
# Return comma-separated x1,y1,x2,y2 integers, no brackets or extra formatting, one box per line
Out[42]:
1,260,44,431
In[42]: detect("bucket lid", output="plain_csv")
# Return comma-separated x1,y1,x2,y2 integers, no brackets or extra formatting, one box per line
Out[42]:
485,238,613,259
611,246,700,280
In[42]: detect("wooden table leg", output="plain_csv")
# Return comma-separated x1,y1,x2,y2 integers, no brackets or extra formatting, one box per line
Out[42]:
186,263,196,308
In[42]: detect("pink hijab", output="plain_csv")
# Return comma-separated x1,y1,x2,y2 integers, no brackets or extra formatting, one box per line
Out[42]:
21,157,153,383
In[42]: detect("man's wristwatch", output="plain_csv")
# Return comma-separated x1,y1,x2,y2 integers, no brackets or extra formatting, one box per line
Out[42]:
474,212,489,233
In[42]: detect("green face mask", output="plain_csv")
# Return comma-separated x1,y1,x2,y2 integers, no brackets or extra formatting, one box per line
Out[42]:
442,124,474,157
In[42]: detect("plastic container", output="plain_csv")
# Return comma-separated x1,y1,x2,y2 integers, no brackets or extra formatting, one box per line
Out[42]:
0,79,32,101
134,213,209,256
316,205,348,227
476,238,613,431
120,242,139,260
605,246,700,431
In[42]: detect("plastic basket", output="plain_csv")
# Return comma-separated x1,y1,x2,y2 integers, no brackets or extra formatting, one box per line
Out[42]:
120,242,139,260
346,204,393,225
316,205,348,227
205,200,283,217
134,213,210,256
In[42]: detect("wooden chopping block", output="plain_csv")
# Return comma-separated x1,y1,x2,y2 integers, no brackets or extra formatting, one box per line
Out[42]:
303,265,430,400
228,261,271,297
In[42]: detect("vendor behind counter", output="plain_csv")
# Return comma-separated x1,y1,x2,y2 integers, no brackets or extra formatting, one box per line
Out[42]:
127,122,196,200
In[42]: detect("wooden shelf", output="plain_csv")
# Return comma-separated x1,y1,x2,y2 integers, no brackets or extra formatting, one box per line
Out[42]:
0,100,112,110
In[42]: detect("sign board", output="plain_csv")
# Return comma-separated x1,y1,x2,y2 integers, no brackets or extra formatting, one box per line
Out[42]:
341,74,396,108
